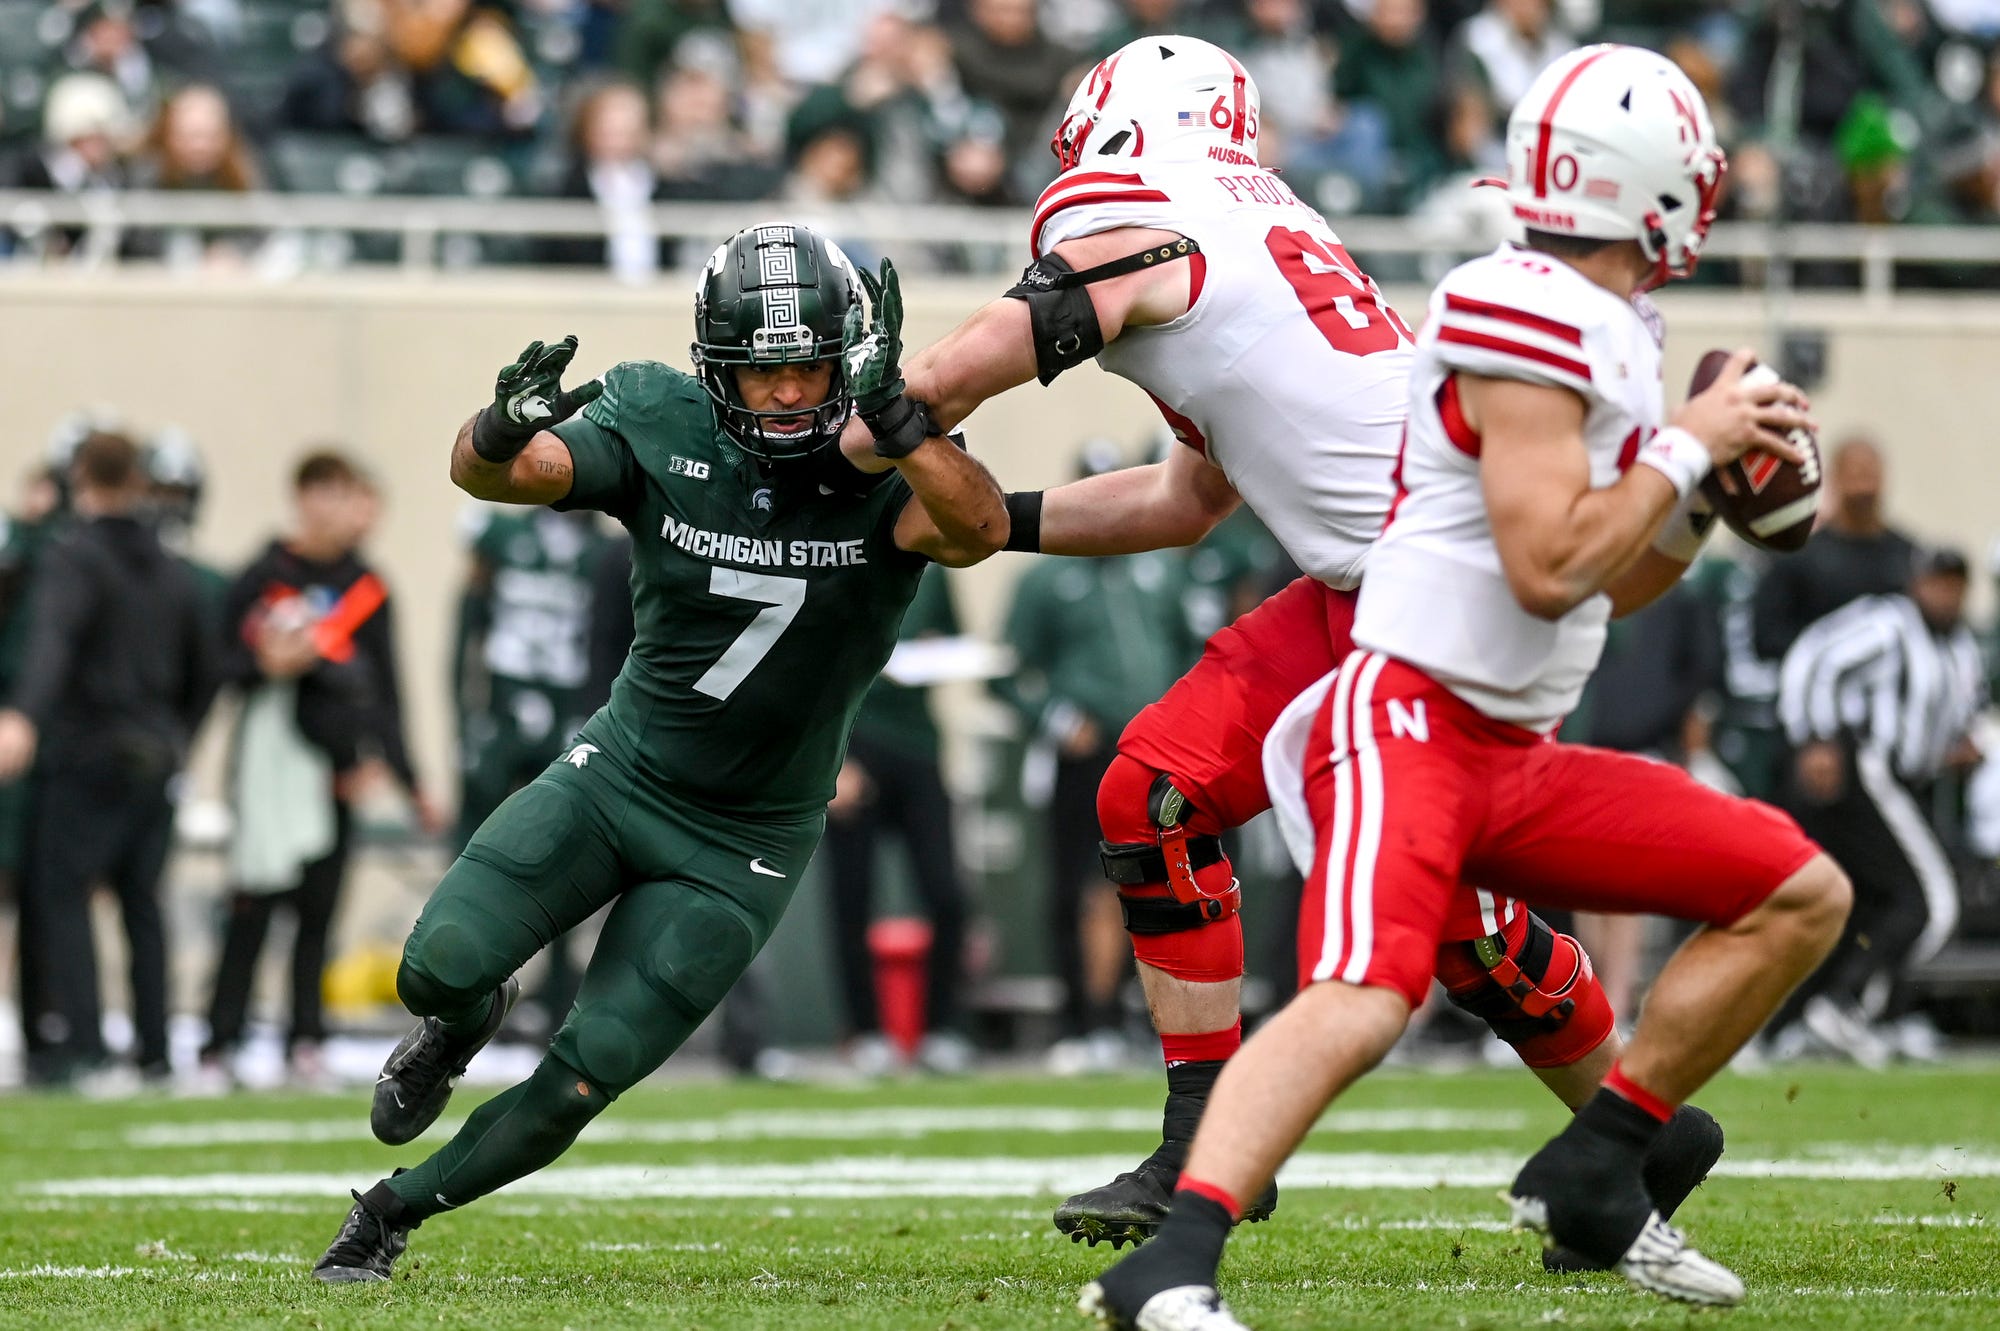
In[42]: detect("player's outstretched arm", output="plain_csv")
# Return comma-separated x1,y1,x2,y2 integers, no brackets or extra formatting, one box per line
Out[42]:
841,258,1007,566
889,226,1197,435
1010,442,1239,557
449,335,602,506
890,438,1009,567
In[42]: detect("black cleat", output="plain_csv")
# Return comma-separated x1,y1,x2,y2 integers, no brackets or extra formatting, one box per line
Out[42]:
1055,1153,1277,1249
1542,1102,1724,1273
371,975,520,1146
313,1187,412,1283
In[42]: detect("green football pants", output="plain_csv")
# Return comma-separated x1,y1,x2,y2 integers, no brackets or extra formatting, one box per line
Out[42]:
451,680,589,854
386,735,821,1221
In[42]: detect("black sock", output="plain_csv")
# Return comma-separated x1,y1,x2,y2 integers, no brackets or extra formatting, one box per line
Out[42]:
1643,1103,1724,1220
1569,1086,1669,1158
1154,1059,1225,1172
1098,1190,1233,1312
360,1172,417,1228
1157,1189,1233,1272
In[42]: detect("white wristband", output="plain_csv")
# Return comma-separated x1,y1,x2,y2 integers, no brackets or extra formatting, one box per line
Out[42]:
1652,486,1716,562
1634,426,1712,499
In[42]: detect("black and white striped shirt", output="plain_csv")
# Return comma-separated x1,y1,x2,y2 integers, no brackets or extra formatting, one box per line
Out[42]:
1778,594,1987,783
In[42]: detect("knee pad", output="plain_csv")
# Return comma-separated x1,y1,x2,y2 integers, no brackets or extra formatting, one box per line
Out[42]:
398,919,493,1019
648,893,760,1017
1436,912,1614,1069
1120,884,1245,983
1097,755,1243,983
556,1005,656,1100
397,856,533,1020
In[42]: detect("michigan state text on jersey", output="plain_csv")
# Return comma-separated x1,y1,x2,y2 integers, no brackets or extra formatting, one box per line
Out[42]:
312,222,1004,1284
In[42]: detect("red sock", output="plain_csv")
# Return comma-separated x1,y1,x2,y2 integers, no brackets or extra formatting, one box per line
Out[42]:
1161,1021,1242,1068
1175,1176,1243,1221
1603,1061,1676,1124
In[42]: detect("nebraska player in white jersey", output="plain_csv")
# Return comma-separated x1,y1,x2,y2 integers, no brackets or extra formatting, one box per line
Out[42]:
1085,46,1852,1331
866,34,1726,1269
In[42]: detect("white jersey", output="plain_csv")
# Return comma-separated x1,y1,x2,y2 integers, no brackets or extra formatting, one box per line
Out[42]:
1032,159,1413,590
1352,245,1665,729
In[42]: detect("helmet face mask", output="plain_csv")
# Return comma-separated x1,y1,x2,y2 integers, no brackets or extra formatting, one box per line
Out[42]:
690,222,860,464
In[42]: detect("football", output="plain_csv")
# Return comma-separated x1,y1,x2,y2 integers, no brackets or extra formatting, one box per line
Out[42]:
1688,349,1823,553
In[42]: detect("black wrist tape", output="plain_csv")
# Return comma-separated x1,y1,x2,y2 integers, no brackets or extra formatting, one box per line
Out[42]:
1003,490,1044,553
471,407,535,464
864,393,931,459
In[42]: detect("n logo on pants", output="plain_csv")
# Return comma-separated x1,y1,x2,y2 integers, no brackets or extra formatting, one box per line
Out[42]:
1387,699,1429,743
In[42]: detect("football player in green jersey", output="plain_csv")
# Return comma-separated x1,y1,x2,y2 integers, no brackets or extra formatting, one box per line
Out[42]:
313,222,1005,1282
450,507,615,855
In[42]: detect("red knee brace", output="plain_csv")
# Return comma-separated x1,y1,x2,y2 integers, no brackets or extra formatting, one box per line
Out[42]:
1097,754,1244,986
1434,911,1615,1069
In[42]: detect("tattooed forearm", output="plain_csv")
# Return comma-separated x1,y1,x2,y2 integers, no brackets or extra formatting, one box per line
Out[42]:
449,412,575,505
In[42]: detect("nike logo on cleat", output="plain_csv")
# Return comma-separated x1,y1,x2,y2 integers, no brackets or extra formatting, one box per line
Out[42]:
749,858,786,878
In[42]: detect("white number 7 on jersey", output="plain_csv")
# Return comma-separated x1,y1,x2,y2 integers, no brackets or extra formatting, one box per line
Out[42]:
694,567,808,700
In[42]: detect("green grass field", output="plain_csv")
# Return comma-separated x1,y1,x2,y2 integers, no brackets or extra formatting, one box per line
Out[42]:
5,1062,1999,1329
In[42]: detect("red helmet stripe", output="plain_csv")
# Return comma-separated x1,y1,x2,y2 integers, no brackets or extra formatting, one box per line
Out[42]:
1221,49,1250,146
1094,53,1121,110
1533,49,1612,198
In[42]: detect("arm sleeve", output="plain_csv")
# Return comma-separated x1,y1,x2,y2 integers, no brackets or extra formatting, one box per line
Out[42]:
1029,168,1181,259
1428,284,1599,400
550,414,640,521
867,471,933,571
8,539,95,725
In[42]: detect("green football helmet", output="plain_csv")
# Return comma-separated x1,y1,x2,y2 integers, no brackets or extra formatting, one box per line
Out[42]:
691,222,860,463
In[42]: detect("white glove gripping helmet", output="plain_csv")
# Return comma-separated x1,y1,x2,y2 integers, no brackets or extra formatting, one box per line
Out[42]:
1051,35,1261,173
1500,44,1726,287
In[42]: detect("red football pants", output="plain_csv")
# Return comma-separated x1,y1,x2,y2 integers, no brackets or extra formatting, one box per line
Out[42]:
1296,650,1823,1008
1116,577,1519,944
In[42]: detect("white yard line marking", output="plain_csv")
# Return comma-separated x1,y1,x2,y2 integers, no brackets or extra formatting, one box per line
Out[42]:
108,1106,1523,1149
0,1265,141,1279
22,1146,2000,1202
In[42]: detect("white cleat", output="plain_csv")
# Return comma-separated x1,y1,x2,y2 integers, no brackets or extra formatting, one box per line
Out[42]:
1078,1281,1251,1331
1507,1192,1743,1308
1614,1213,1744,1306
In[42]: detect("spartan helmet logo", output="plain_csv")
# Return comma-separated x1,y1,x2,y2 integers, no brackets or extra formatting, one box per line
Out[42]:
752,487,774,511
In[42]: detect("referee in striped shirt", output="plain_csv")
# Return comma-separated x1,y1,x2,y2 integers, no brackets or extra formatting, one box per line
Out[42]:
1774,547,1987,1064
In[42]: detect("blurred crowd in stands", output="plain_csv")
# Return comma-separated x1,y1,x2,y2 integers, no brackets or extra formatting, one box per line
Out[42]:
13,0,2000,274
0,415,1996,1092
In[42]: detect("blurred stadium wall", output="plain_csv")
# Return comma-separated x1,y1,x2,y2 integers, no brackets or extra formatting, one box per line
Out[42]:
0,274,1993,801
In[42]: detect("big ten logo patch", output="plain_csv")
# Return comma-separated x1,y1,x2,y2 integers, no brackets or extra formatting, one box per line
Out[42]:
669,456,711,480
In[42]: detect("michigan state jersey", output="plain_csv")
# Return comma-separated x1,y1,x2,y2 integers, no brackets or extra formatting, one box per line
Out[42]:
468,508,612,691
553,360,926,814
